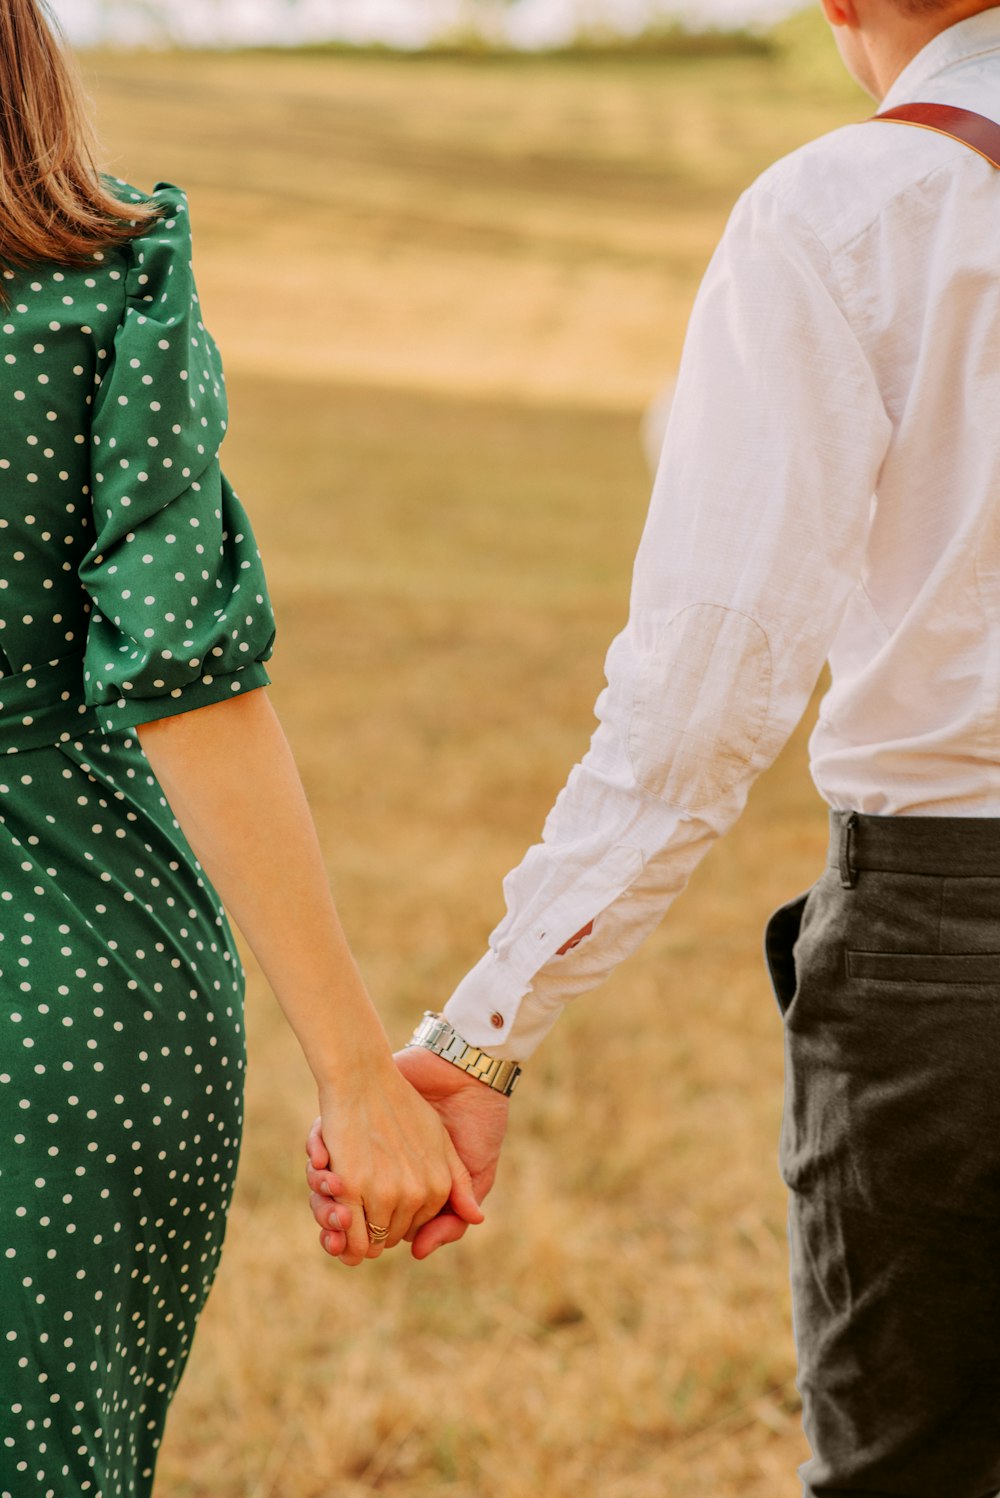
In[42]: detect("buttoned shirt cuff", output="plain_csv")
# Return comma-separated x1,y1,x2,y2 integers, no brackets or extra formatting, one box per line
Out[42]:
447,833,647,1053
443,953,542,1060
441,766,757,1060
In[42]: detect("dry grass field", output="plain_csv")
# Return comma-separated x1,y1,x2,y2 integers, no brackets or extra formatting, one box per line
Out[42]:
79,21,869,1496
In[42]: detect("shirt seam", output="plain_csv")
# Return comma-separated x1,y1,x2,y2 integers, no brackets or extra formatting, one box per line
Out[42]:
625,602,775,812
744,182,861,336
857,575,892,643
751,151,967,341
838,154,969,260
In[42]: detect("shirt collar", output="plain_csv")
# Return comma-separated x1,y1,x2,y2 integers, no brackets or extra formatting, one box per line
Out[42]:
880,7,1000,111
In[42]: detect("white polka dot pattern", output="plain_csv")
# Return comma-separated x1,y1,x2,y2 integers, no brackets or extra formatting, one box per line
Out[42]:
0,177,273,1497
79,182,275,732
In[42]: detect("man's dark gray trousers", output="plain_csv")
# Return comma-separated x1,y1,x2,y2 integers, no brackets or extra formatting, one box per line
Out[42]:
765,809,1000,1498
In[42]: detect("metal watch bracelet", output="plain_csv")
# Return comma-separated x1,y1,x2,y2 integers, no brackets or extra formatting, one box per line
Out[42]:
405,1011,522,1098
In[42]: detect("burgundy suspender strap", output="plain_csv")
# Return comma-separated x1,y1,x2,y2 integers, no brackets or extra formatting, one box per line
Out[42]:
872,102,1000,169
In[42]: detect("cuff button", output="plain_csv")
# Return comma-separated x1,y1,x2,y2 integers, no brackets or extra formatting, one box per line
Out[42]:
490,1012,505,1030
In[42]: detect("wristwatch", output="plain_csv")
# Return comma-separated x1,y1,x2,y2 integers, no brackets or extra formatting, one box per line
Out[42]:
405,1011,522,1098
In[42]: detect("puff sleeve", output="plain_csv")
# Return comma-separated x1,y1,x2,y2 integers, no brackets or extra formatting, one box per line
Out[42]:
79,182,276,733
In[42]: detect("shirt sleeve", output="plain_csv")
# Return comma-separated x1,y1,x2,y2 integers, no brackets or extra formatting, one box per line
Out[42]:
443,183,892,1060
79,181,276,734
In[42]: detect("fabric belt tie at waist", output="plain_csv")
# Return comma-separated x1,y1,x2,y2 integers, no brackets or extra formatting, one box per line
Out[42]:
828,809,1000,881
0,653,100,754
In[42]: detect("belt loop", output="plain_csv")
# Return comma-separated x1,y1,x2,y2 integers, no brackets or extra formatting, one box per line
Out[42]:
839,811,859,890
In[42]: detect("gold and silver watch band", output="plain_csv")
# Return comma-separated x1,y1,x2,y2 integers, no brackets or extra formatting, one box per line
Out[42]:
405,1011,522,1098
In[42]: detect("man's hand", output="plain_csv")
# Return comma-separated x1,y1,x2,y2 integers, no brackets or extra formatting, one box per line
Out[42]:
392,1045,510,1258
305,1046,510,1261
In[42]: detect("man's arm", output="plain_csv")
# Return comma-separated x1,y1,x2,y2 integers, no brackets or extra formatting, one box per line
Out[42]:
443,181,892,1062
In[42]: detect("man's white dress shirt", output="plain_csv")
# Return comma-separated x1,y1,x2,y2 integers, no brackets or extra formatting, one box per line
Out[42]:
444,11,1000,1060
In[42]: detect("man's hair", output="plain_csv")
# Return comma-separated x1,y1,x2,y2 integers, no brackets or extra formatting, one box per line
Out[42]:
894,0,991,10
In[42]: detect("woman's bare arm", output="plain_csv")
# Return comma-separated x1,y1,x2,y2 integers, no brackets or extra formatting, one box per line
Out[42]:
136,687,482,1266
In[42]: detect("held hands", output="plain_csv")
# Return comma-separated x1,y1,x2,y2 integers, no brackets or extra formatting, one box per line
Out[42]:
304,1056,484,1268
305,1047,510,1264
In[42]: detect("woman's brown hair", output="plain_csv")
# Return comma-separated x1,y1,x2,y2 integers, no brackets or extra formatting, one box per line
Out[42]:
0,0,162,305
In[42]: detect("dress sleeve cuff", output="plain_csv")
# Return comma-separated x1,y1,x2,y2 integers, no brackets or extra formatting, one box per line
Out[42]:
93,660,272,734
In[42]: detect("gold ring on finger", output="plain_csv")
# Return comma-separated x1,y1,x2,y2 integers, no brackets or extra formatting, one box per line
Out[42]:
366,1221,390,1243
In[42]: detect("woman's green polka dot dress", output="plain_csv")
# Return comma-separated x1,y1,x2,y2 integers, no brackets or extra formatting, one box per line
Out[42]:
0,179,276,1495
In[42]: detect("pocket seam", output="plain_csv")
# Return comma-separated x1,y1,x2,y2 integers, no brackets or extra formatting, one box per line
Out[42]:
847,949,1000,984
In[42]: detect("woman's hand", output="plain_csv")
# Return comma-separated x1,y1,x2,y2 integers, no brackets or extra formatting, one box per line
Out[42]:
307,1049,510,1262
306,1059,485,1267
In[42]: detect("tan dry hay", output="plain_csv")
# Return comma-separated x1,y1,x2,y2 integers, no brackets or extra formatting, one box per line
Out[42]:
83,45,865,410
149,370,824,1497
76,38,864,1498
